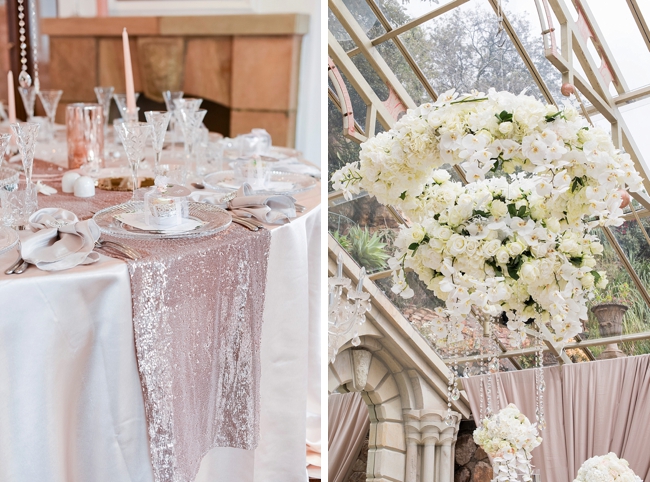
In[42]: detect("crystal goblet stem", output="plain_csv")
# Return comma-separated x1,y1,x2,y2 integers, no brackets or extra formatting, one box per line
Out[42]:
162,91,183,155
38,89,63,142
115,121,152,201
10,122,40,188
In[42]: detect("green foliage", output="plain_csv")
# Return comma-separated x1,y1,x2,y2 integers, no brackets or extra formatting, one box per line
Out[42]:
338,226,390,271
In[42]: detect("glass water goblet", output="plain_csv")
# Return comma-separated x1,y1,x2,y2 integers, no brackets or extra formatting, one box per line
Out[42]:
144,111,171,176
115,121,153,201
37,89,63,142
94,86,114,132
113,93,141,121
18,87,37,122
176,108,207,182
10,122,40,188
162,90,183,152
0,133,12,169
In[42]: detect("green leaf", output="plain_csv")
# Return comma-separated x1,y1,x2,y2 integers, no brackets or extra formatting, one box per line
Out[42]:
517,205,527,218
473,210,491,218
508,203,518,217
592,270,601,283
399,191,407,201
507,265,520,280
570,256,583,267
408,242,420,256
545,111,562,123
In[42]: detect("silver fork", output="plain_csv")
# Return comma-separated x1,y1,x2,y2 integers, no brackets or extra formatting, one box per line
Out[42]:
95,239,143,260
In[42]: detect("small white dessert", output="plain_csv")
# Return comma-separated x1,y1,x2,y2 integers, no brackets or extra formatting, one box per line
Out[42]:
61,171,81,193
73,176,95,198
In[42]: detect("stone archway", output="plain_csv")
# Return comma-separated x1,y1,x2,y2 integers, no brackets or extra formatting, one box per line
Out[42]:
329,341,461,482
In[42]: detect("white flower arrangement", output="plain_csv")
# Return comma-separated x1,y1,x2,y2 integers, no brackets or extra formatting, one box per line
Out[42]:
332,89,644,346
574,453,642,482
473,404,542,482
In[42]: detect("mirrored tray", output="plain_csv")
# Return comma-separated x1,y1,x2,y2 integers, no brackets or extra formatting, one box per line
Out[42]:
203,170,317,195
93,202,232,240
0,226,19,256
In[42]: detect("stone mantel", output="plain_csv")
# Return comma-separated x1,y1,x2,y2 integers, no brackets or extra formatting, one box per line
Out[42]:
41,14,310,36
42,14,309,145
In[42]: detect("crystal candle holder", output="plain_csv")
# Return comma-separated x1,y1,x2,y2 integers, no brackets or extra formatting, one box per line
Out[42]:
144,182,189,227
233,157,273,189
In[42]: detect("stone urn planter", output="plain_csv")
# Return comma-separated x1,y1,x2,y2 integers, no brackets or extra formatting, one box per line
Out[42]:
590,303,628,359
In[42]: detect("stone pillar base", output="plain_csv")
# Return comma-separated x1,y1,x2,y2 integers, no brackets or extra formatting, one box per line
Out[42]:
598,343,626,360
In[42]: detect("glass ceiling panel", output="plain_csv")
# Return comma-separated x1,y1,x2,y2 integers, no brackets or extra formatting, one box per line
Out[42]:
374,0,465,29
374,39,432,105
327,97,361,190
339,0,385,37
395,0,546,101
585,0,650,91
349,53,390,103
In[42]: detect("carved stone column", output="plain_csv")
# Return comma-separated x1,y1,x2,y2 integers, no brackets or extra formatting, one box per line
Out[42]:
421,438,437,482
405,438,418,482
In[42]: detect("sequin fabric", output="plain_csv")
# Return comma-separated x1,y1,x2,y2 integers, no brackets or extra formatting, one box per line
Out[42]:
33,168,271,482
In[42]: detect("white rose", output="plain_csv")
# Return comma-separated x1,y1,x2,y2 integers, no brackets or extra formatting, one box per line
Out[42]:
558,238,581,257
483,239,502,257
596,271,608,289
498,121,513,134
490,200,508,219
465,239,479,256
545,217,561,233
520,261,540,284
506,241,525,257
432,169,451,184
590,242,604,255
432,225,453,241
447,234,467,256
496,247,510,264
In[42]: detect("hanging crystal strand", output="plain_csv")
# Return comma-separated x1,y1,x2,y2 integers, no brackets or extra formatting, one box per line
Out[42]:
451,344,461,402
492,328,501,412
478,339,485,422
535,335,546,430
445,344,456,426
29,0,39,91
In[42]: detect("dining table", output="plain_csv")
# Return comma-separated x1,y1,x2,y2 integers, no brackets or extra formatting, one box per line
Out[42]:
0,131,321,482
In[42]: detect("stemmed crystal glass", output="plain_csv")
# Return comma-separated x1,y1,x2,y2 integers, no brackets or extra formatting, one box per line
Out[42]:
115,121,153,201
175,107,206,182
0,133,12,169
18,87,36,122
144,111,171,176
37,89,63,141
94,86,114,133
10,122,40,188
113,93,141,121
162,90,183,153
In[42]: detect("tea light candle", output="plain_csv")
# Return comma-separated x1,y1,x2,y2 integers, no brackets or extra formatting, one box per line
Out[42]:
61,171,81,193
74,176,95,197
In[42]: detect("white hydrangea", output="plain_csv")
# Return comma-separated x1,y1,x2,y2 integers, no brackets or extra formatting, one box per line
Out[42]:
473,404,542,482
574,453,643,482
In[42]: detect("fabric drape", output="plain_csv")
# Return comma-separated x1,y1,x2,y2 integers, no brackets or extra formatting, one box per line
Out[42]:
464,355,650,482
328,393,370,482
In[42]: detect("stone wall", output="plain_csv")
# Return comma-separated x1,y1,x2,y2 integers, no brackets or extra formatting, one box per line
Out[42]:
346,427,370,482
454,420,492,482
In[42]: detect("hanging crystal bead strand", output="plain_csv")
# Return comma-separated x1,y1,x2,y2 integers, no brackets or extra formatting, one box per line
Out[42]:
478,337,485,422
29,0,39,91
535,335,546,430
444,344,457,426
17,0,31,88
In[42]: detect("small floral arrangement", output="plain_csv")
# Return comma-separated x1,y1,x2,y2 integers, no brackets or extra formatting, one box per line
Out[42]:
574,453,642,482
473,404,542,482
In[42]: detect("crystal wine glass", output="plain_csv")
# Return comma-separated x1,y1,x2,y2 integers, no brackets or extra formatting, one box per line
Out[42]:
10,122,40,188
162,90,183,154
175,108,206,182
18,87,36,122
37,89,63,141
113,93,141,121
144,111,171,176
0,133,12,169
115,121,153,201
94,86,115,133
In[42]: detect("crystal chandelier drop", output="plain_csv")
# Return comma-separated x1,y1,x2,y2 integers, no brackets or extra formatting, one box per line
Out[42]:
328,253,371,363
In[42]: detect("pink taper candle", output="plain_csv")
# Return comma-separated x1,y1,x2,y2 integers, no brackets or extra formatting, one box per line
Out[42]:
7,71,15,123
122,28,137,116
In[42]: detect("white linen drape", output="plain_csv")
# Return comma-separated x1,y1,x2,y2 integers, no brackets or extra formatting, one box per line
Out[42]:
328,392,370,482
0,199,320,482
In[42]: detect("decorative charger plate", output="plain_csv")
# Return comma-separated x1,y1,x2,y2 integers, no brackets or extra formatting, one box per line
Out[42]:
203,170,317,195
93,201,232,240
0,226,19,256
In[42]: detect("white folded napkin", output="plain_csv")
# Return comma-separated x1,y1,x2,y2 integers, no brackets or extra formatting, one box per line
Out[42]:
188,183,296,225
20,208,101,271
229,183,296,224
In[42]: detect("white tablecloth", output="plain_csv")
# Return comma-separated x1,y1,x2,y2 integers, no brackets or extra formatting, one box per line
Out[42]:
0,178,320,482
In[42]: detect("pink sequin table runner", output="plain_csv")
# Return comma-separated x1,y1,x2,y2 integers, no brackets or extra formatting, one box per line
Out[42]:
33,166,271,482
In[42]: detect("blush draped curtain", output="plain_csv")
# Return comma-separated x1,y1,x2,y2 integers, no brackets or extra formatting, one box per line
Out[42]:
328,393,370,482
464,355,650,482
